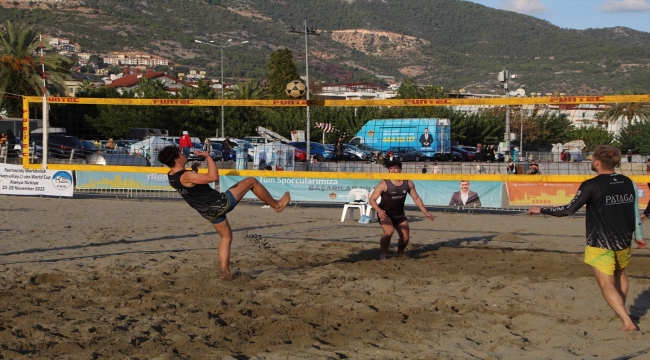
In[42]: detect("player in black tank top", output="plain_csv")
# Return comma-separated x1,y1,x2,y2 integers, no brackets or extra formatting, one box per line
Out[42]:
158,145,291,280
529,146,646,331
368,160,435,260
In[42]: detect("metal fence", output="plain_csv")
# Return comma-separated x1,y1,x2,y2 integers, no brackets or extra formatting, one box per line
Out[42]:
3,144,649,176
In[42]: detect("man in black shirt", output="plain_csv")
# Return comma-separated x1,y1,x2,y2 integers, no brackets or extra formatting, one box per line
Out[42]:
368,160,435,260
529,145,646,331
159,146,290,280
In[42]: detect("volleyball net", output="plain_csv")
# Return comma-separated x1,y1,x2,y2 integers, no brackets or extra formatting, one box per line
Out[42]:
17,94,650,176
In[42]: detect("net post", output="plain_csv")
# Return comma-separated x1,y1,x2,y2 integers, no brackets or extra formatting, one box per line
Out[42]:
42,95,49,169
22,97,31,168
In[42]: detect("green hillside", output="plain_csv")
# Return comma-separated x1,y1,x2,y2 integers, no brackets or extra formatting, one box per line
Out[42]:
1,0,649,94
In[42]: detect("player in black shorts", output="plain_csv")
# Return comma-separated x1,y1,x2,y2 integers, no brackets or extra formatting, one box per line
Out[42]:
368,160,435,260
529,145,646,331
158,146,290,280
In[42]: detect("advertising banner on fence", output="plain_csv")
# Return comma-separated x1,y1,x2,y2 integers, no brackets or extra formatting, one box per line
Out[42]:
0,164,73,197
506,181,650,208
76,171,175,191
506,182,581,206
220,175,502,208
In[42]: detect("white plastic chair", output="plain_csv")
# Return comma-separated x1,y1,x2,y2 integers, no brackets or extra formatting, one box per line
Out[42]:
341,188,369,222
365,190,382,220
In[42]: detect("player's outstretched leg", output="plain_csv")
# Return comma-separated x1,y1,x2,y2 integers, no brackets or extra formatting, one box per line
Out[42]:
228,177,290,212
212,219,234,280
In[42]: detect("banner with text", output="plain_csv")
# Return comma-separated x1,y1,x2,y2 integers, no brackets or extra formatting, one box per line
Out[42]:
506,182,650,208
220,176,502,208
0,164,73,197
76,171,175,191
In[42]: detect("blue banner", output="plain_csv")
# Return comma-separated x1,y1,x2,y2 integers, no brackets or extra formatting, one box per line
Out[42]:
221,175,502,208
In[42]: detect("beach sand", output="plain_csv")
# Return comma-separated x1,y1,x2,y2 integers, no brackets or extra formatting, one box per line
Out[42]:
1,195,649,359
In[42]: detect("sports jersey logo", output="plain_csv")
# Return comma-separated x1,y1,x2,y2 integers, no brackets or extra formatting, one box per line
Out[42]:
605,193,634,205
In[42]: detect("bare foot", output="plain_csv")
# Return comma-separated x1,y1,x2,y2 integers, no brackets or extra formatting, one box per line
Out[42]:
220,271,232,280
621,323,638,331
398,252,411,259
274,192,291,212
379,253,387,261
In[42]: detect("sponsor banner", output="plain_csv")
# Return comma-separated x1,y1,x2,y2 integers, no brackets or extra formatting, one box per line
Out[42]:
0,164,73,197
220,176,502,208
76,171,175,191
506,182,650,209
506,182,581,206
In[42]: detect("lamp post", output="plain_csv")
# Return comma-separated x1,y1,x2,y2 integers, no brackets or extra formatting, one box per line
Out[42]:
498,69,517,160
289,21,319,169
194,39,249,138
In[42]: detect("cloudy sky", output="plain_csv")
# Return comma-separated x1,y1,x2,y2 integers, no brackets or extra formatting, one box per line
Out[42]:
469,0,650,33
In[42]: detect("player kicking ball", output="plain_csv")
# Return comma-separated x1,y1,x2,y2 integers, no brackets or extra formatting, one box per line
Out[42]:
529,145,646,331
158,146,290,280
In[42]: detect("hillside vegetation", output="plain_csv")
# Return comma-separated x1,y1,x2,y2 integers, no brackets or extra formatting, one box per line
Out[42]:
1,0,649,94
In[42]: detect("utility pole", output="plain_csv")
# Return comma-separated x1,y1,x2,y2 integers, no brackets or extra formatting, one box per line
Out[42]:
289,21,319,169
498,69,513,160
194,39,249,138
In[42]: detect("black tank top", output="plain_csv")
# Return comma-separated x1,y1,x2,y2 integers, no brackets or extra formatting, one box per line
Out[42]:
168,170,228,220
379,180,410,217
541,173,640,250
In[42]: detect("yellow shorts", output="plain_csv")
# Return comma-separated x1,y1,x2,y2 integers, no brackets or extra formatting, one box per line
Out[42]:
584,246,631,276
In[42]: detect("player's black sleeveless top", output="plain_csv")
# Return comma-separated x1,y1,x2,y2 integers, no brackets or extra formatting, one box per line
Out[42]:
541,173,640,250
379,180,410,217
168,170,228,220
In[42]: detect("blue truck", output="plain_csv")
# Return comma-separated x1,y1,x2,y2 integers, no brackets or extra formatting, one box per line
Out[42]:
349,118,451,160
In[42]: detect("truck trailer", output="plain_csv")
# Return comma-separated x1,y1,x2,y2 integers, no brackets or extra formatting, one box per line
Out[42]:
349,118,450,159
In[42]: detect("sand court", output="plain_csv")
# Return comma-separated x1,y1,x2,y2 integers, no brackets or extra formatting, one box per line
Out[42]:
0,195,649,359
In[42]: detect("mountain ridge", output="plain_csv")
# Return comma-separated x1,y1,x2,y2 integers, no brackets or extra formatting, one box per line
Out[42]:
1,0,648,94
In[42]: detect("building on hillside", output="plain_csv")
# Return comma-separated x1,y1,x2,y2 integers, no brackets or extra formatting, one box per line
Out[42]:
316,82,397,100
64,72,104,97
103,70,187,95
101,52,169,67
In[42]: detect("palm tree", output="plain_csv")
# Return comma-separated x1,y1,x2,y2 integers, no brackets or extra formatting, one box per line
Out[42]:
230,80,268,100
605,91,650,125
0,21,73,116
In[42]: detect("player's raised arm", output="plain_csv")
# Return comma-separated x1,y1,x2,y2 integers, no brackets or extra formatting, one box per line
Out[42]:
183,151,219,185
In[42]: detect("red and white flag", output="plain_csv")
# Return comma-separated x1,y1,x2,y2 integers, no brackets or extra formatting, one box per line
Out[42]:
316,122,334,132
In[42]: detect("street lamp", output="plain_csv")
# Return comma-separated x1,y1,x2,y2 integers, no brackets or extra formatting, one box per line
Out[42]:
289,21,319,169
194,39,249,138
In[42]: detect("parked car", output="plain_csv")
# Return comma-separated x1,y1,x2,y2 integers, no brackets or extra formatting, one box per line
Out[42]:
29,133,89,159
451,146,477,161
81,141,101,155
289,141,335,162
385,147,423,162
188,142,223,161
495,152,505,162
354,143,379,153
128,136,175,157
115,140,136,154
243,136,272,146
212,143,236,161
294,148,306,162
209,137,254,161
342,144,372,161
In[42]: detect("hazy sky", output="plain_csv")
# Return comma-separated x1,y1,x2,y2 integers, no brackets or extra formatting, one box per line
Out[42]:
468,0,650,33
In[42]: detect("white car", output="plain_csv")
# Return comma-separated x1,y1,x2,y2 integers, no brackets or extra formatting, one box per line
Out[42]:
128,136,175,157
